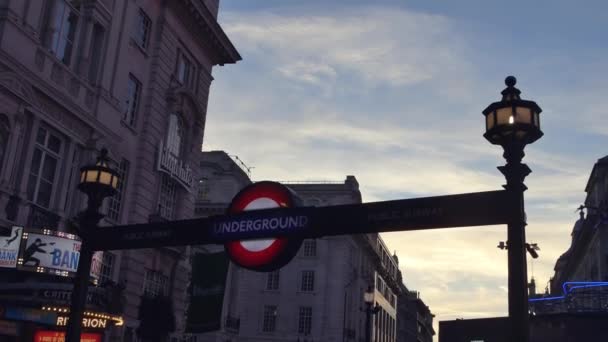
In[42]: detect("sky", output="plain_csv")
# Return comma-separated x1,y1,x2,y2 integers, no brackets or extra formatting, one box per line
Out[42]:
203,0,608,336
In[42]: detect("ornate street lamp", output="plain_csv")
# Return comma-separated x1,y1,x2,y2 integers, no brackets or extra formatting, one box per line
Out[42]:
66,148,119,342
483,76,543,342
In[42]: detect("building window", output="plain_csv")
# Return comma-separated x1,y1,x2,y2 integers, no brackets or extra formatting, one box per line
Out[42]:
302,240,316,257
99,252,115,285
124,74,141,126
176,52,195,88
88,23,105,83
107,159,129,221
27,127,62,208
262,305,277,332
167,114,183,157
197,177,209,201
300,270,315,292
46,0,79,65
133,9,151,49
266,271,279,290
143,269,168,297
159,174,177,220
297,306,312,335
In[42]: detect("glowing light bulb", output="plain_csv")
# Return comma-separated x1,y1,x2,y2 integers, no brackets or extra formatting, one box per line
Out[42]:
509,116,514,124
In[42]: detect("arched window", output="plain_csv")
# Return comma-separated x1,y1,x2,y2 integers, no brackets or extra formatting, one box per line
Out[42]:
166,113,183,158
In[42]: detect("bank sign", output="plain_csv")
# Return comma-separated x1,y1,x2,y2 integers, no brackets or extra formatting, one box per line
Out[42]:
0,226,23,268
15,229,102,280
21,231,80,272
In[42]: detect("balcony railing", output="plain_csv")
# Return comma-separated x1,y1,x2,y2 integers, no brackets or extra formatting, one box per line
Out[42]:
27,204,60,229
225,315,240,333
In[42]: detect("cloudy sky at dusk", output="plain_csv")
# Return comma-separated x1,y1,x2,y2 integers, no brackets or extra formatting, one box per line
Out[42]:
203,0,608,334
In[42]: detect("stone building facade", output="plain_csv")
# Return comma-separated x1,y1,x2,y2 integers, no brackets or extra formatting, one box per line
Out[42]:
193,158,404,342
396,284,434,342
550,155,608,293
0,0,239,340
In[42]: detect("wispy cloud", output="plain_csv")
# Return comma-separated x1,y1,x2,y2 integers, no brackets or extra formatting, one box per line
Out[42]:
207,3,605,335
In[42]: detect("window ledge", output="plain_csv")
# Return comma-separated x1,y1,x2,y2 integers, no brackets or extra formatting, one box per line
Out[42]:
120,119,138,135
261,289,280,293
129,38,149,58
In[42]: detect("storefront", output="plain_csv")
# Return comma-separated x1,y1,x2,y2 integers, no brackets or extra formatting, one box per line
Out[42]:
0,227,123,341
0,302,122,341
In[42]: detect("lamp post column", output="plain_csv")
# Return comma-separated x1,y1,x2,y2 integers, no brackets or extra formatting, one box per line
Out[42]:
65,202,104,342
499,143,530,342
65,148,119,342
365,302,372,342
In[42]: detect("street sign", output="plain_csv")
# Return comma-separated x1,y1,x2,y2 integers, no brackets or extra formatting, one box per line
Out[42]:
89,189,515,253
224,181,304,271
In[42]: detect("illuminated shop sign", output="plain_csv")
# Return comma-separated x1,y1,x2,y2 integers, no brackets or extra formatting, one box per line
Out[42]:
34,331,102,342
56,316,107,329
41,306,123,328
17,229,102,281
0,226,22,268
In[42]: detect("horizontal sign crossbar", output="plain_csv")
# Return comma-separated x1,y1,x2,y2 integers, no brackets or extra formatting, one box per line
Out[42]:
89,190,515,251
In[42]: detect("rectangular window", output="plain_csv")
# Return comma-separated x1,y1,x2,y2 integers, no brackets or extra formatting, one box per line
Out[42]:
88,23,105,83
302,240,316,257
262,305,277,332
99,252,115,285
107,159,129,221
300,270,315,292
177,52,194,87
143,269,168,297
266,271,279,290
27,127,62,208
47,0,79,65
133,9,151,49
159,174,177,220
197,177,209,202
124,74,141,126
297,306,312,335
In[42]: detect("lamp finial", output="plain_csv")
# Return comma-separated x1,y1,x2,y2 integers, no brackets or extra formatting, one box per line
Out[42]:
505,76,517,88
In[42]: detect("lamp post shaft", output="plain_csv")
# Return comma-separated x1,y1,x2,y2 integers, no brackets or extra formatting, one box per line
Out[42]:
65,240,93,342
499,146,531,342
365,303,372,342
65,205,104,342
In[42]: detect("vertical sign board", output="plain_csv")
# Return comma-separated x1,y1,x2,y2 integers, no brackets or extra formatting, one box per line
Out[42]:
186,252,230,333
0,226,22,268
90,251,103,282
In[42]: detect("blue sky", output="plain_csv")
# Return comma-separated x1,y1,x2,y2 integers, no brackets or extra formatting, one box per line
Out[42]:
204,0,608,335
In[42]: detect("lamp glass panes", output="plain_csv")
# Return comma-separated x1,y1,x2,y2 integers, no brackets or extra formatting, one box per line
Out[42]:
483,76,542,146
78,148,119,197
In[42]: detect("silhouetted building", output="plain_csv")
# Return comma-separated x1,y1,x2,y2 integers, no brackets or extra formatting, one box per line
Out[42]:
550,156,608,294
397,287,434,342
439,313,608,342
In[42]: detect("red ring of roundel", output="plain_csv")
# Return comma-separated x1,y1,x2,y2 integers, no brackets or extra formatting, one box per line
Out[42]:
225,182,294,269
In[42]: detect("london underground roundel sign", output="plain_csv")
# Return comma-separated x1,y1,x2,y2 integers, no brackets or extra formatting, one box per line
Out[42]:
225,181,303,272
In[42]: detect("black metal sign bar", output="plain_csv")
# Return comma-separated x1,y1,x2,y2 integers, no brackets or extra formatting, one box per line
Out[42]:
89,190,514,251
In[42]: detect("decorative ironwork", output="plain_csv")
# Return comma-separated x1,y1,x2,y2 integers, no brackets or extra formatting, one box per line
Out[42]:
27,204,60,229
225,315,240,332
